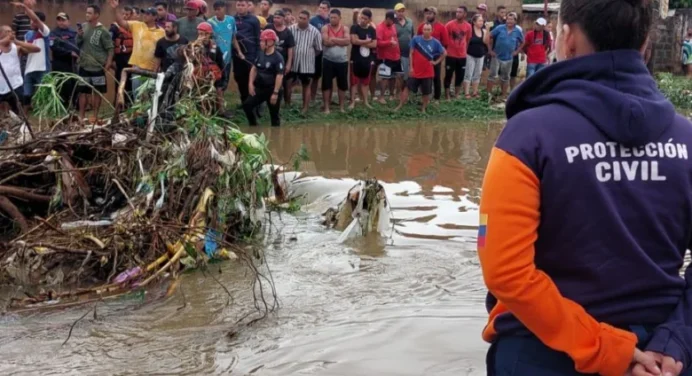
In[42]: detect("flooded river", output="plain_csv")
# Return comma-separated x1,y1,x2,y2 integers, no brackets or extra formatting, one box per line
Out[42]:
0,121,503,375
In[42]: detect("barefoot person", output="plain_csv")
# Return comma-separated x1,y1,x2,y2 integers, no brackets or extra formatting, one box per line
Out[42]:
321,9,349,114
395,23,445,114
479,0,692,375
348,8,376,110
243,29,284,126
462,14,489,98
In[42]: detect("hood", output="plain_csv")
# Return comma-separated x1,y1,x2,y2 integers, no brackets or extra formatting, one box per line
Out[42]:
506,50,676,146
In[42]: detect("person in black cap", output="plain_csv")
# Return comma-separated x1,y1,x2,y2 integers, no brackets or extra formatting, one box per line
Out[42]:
50,12,79,107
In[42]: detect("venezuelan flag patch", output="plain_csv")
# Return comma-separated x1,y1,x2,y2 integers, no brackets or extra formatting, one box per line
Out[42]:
477,214,487,248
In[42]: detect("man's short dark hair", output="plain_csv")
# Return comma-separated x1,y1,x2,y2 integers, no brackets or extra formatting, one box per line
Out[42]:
124,6,133,12
87,4,101,14
236,0,247,3
282,7,291,14
35,11,46,22
497,5,506,11
319,1,331,8
458,6,468,12
262,0,273,5
164,19,177,27
330,9,341,17
213,1,225,9
360,8,372,19
300,9,310,17
154,1,168,9
560,0,652,52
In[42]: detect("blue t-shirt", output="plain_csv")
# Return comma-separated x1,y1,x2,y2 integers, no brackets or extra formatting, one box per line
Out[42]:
210,15,237,64
491,25,523,62
309,15,329,32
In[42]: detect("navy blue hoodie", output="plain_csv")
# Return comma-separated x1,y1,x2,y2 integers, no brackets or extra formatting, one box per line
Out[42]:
234,13,260,62
478,49,692,375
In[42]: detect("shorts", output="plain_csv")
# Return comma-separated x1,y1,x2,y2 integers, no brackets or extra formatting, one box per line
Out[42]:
511,55,519,78
399,57,410,80
23,70,46,100
77,68,107,94
322,59,348,91
0,87,23,114
489,58,512,83
350,61,373,86
313,53,323,79
287,72,312,86
216,62,232,91
378,59,402,79
406,77,432,96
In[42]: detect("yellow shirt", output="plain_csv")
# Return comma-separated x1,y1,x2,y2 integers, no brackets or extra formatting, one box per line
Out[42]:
127,21,165,71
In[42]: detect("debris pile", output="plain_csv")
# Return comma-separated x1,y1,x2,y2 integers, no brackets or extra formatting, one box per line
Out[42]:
0,72,276,313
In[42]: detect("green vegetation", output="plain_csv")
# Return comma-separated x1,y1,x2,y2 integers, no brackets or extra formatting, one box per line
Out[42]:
657,73,692,113
671,0,692,9
229,92,504,126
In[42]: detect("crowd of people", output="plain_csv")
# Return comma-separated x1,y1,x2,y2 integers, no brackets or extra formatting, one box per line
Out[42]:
1,0,558,126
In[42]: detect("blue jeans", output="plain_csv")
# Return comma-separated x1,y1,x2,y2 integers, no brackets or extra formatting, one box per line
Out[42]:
487,327,692,376
23,70,46,100
526,63,546,78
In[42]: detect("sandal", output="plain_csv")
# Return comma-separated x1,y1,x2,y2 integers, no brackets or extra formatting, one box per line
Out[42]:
465,94,471,99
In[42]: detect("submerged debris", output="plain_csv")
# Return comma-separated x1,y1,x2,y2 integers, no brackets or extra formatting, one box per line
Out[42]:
322,179,392,242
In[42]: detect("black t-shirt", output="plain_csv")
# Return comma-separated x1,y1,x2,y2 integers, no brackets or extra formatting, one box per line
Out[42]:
349,24,376,65
266,24,295,63
253,50,285,89
154,36,189,72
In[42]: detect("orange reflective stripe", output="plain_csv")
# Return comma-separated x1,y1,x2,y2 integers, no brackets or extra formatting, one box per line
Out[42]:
478,147,637,376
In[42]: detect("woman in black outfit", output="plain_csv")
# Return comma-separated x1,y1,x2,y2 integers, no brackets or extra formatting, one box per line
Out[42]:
243,29,285,127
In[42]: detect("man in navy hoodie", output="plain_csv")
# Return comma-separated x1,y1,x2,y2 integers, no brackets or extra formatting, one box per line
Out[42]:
50,12,79,107
234,0,260,104
479,0,692,375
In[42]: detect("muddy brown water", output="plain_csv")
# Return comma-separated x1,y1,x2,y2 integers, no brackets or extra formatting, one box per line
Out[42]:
0,120,503,375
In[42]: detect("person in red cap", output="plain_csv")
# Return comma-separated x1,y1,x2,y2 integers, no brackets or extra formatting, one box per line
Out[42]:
476,3,488,18
177,0,204,41
196,21,226,113
243,29,285,126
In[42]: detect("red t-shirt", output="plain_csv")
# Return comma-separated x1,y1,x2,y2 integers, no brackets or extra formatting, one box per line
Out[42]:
416,21,449,47
444,20,472,58
376,21,401,61
410,35,445,79
524,29,552,64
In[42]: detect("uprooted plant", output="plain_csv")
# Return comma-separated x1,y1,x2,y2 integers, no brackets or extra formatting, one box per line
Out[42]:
0,50,279,322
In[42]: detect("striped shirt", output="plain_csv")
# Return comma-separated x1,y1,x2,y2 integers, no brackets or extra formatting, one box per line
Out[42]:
12,13,32,42
289,24,322,74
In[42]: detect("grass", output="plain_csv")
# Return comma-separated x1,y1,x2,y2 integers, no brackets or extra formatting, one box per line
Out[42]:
656,73,692,115
226,91,505,126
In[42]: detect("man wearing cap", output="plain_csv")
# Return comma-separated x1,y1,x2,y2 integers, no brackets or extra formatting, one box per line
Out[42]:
50,12,79,107
177,1,204,42
416,6,448,101
196,22,226,112
375,10,401,104
523,17,551,78
394,3,413,88
109,0,165,96
477,3,488,18
266,9,295,104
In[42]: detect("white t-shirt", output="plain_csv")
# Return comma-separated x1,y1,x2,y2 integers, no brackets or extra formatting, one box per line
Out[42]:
0,44,24,95
25,23,51,74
